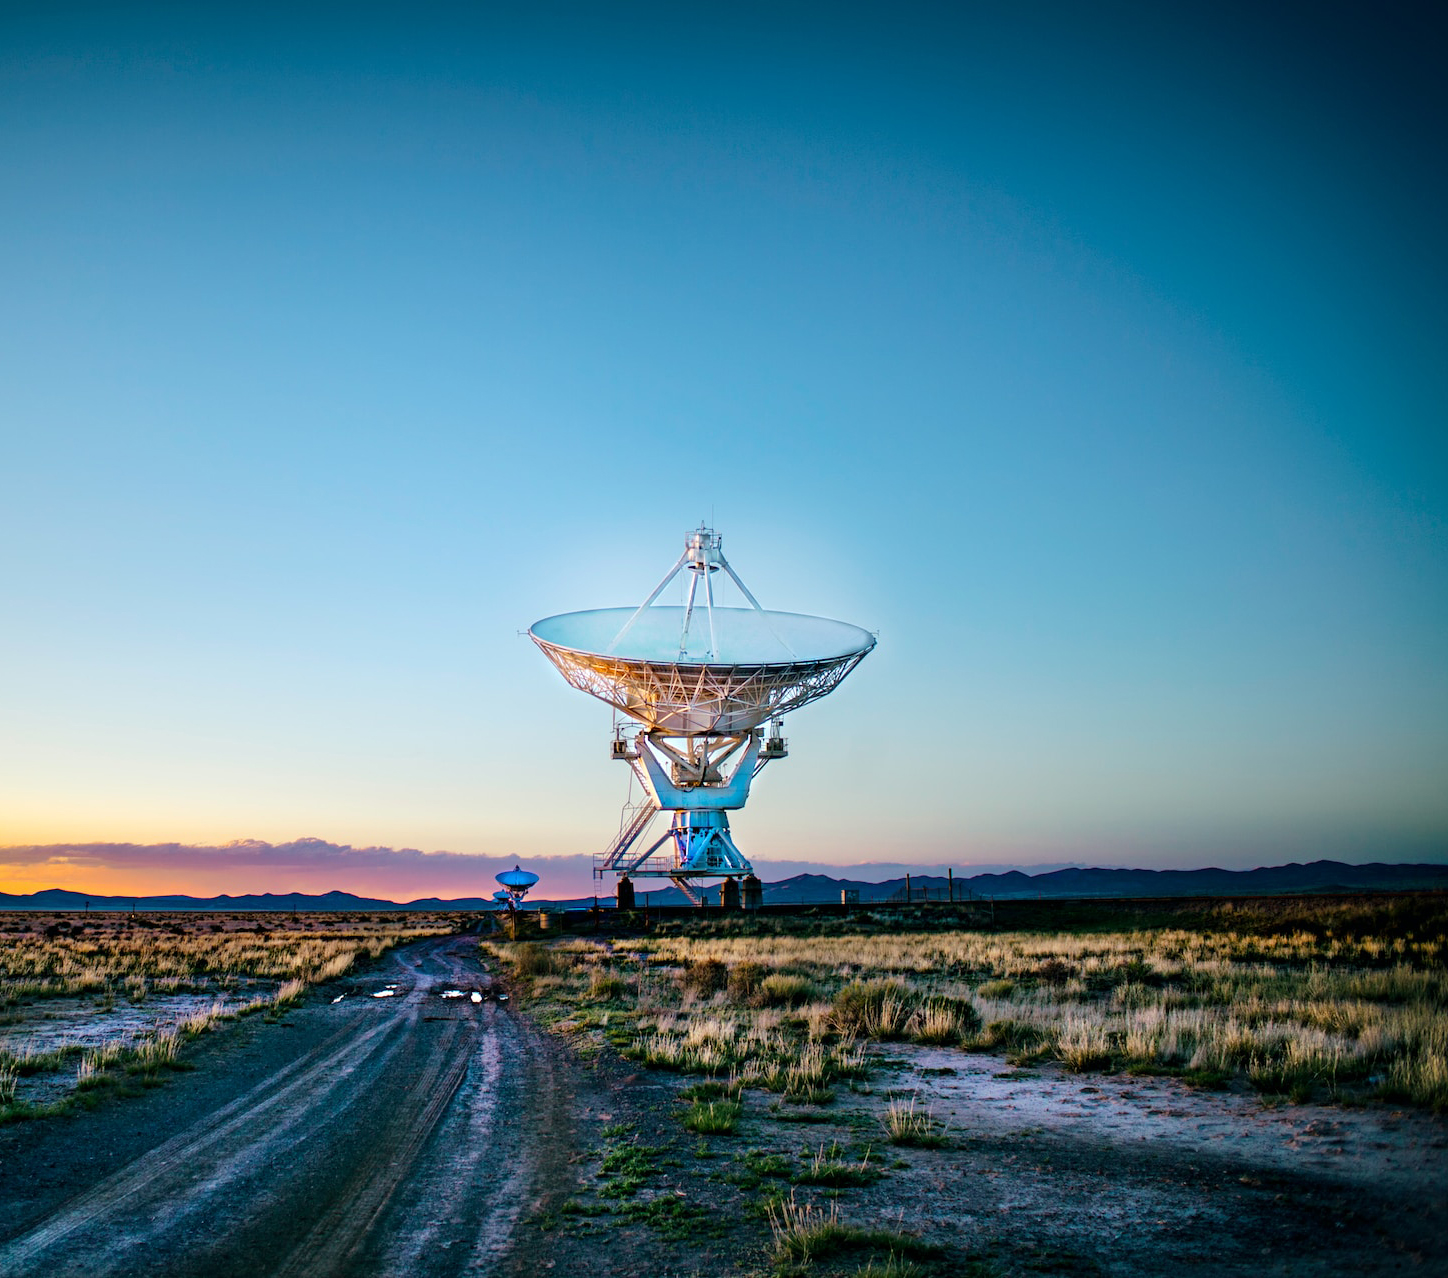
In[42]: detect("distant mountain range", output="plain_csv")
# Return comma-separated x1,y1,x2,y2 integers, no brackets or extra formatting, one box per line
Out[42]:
747,860,1448,906
584,860,1448,908
2,860,1444,912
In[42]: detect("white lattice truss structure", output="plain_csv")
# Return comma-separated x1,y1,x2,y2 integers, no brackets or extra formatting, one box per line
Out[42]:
529,643,872,737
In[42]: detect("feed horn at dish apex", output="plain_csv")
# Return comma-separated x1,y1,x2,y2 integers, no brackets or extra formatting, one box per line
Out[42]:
528,525,876,907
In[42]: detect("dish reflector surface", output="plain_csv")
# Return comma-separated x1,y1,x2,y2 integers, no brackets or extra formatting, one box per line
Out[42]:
531,607,873,665
529,606,875,735
496,867,540,890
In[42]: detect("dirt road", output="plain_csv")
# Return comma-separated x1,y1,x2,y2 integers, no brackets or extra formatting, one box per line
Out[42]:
0,935,574,1278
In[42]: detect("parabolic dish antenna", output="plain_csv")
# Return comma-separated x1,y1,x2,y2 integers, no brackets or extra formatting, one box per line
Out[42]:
528,527,876,906
529,607,875,736
496,866,540,891
494,865,539,911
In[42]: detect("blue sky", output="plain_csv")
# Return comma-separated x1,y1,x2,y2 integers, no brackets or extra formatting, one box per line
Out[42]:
1,3,1444,895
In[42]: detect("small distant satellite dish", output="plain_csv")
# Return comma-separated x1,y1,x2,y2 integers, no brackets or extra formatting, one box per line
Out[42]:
494,864,539,911
496,865,540,891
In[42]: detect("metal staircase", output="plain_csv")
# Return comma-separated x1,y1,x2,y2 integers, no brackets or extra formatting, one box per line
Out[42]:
594,797,660,878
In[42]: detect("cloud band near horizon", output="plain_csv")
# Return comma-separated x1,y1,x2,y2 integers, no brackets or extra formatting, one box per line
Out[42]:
4,837,1444,904
0,837,1102,901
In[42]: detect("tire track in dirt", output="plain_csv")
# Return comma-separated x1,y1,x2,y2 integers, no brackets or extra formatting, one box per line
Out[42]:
479,1025,577,1278
0,1013,407,1271
0,936,561,1278
273,999,475,1274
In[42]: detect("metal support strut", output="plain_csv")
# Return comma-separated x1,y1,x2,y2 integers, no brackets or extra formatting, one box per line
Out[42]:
594,724,785,885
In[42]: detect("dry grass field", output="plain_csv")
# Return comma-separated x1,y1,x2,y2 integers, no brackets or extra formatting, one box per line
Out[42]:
492,894,1448,1112
485,895,1448,1276
0,912,455,1121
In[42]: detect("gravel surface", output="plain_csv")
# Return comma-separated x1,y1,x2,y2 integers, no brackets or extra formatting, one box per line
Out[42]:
0,934,585,1278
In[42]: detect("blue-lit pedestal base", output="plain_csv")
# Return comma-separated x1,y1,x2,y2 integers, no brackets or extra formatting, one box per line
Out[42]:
667,809,753,876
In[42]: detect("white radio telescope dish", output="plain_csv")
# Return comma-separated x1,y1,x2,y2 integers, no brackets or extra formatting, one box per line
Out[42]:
528,526,875,904
494,865,538,910
529,607,874,736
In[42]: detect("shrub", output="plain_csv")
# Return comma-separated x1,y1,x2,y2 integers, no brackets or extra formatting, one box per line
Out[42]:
588,970,628,1001
832,980,916,1038
908,997,980,1045
1117,958,1160,986
1113,981,1158,1010
978,1018,1045,1051
1037,959,1073,986
976,979,1016,999
684,958,729,997
760,974,817,1007
729,962,767,1002
511,943,556,978
1058,1018,1112,1072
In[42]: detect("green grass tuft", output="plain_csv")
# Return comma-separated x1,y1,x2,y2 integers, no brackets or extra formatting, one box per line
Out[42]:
768,1194,939,1278
681,1099,742,1135
883,1096,949,1148
792,1141,880,1187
